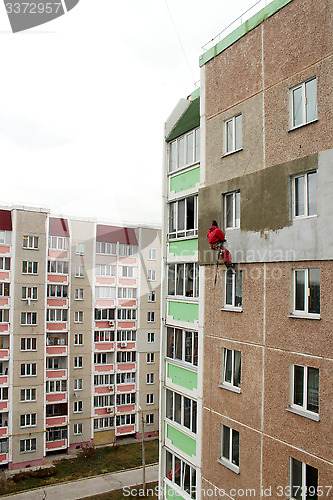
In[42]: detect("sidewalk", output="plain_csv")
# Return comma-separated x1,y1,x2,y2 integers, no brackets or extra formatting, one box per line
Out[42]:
0,464,159,500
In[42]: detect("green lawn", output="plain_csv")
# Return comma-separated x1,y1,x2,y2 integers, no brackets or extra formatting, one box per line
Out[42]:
0,440,159,496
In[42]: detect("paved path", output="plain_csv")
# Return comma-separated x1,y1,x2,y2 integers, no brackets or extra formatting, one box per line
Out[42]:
0,464,159,500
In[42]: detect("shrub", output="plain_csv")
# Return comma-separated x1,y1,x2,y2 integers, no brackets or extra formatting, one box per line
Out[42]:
78,443,96,459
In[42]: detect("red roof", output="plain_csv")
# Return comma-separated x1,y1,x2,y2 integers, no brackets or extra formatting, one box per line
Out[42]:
0,210,12,231
49,218,70,237
96,225,138,245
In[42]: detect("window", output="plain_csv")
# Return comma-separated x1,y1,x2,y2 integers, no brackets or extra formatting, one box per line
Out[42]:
0,387,8,401
21,338,37,351
291,77,317,129
117,330,136,341
147,312,155,323
222,349,241,390
166,389,197,434
20,413,36,428
95,308,115,321
0,231,11,245
74,311,84,323
46,380,67,393
148,270,156,282
121,266,136,278
165,450,197,499
76,243,85,255
291,365,319,416
119,244,137,256
0,310,9,323
74,356,83,368
22,261,38,275
225,114,242,154
49,236,69,251
46,357,60,370
20,388,36,402
294,171,317,218
75,265,84,278
146,394,154,405
74,379,82,391
0,257,10,271
74,333,83,346
94,417,114,430
116,393,135,406
96,286,116,299
94,395,114,408
147,373,154,384
0,439,8,454
48,260,69,274
47,285,68,298
0,283,10,297
94,330,114,342
74,401,82,413
20,363,36,377
169,127,200,173
293,268,320,316
148,249,156,260
46,427,67,442
47,309,68,322
220,425,239,472
116,414,135,427
146,414,154,425
290,457,318,500
94,374,114,386
224,191,240,228
148,332,155,343
75,288,84,300
169,196,198,239
147,353,155,364
116,351,136,363
224,270,242,309
168,263,199,298
117,287,137,299
117,309,136,321
116,372,135,384
46,333,68,346
21,312,37,325
23,235,39,249
167,327,198,366
148,291,155,302
94,353,107,365
74,423,82,435
22,286,37,300
96,241,116,255
20,438,36,453
96,264,116,277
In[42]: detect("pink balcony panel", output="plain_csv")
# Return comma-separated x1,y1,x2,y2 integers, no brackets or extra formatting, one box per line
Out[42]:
116,384,135,393
119,257,136,265
95,364,114,373
117,321,135,329
0,247,10,255
46,439,67,451
0,402,8,412
46,415,67,427
0,350,9,360
47,298,67,307
95,407,114,416
0,299,9,307
95,321,113,329
118,300,136,308
46,369,67,380
0,453,8,465
46,393,67,403
0,376,8,385
116,425,135,435
0,273,9,281
46,345,68,356
94,342,114,352
117,404,135,413
96,300,115,308
94,386,114,395
117,363,136,371
47,322,67,331
48,250,69,259
96,277,115,285
118,279,136,286
0,325,9,333
116,342,135,350
0,427,8,438
47,274,68,284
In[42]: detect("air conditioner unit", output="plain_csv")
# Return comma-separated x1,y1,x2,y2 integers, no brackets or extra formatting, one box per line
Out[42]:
106,407,113,413
120,342,127,347
109,321,115,327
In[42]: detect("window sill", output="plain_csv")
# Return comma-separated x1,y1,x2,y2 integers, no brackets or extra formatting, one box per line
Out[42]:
218,383,241,394
288,314,320,320
168,161,200,177
220,307,243,313
289,118,318,132
221,148,243,158
293,214,317,221
287,407,319,422
217,458,240,474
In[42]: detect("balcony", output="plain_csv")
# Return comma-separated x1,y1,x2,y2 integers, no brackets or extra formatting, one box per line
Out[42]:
116,383,136,393
94,406,114,417
46,392,67,404
116,362,136,371
0,426,8,438
46,439,67,451
94,364,114,374
46,426,68,451
46,322,68,332
46,415,68,427
94,385,115,395
46,345,68,356
0,452,8,465
46,369,67,380
116,404,135,413
116,341,135,350
94,342,114,352
115,425,135,436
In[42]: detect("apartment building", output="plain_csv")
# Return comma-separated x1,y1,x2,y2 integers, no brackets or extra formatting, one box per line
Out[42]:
0,208,160,469
160,90,202,499
161,0,332,498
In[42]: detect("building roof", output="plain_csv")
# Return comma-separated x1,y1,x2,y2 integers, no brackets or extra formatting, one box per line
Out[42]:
166,95,200,143
96,225,138,245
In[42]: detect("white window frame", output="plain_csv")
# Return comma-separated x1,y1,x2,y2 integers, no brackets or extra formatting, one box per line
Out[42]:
148,332,155,343
225,114,242,154
75,265,84,278
74,311,84,323
224,270,242,310
146,393,154,405
74,356,83,369
146,373,154,385
224,191,240,229
147,352,155,364
96,241,116,255
290,364,319,418
219,424,240,474
20,438,36,453
74,423,83,435
0,231,11,245
148,249,156,261
74,401,83,413
293,171,317,218
95,264,116,277
20,388,36,402
23,235,39,250
20,413,36,428
22,286,38,301
0,257,10,271
147,312,155,323
168,195,198,240
76,243,85,255
293,268,320,317
148,270,156,282
146,414,154,425
290,457,318,500
21,338,37,351
22,261,38,275
168,127,200,173
49,236,69,251
290,77,318,129
21,312,37,326
20,363,37,377
75,288,84,300
148,291,155,303
74,379,83,391
221,348,241,392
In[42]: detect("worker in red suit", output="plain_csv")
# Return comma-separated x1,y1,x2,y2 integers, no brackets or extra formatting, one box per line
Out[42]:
207,220,234,269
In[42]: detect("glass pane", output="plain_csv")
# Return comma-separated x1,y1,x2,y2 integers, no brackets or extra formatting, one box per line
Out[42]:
235,114,242,150
186,197,195,232
193,332,198,366
184,463,191,494
234,350,241,388
291,458,303,500
191,466,197,498
293,86,303,127
306,464,318,500
166,450,173,480
294,365,304,407
175,329,183,361
232,430,239,466
305,78,317,123
307,367,319,413
166,389,173,420
295,270,305,311
176,265,184,296
169,203,176,235
183,397,191,429
185,264,194,297
192,401,197,434
295,176,305,216
307,172,317,216
222,425,230,460
235,271,242,308
174,393,182,424
168,265,175,295
169,142,177,172
178,137,185,168
167,328,174,358
174,457,181,486
226,194,233,228
235,192,240,227
224,349,232,384
309,268,320,314
195,128,200,162
186,132,194,165
226,120,233,152
185,331,192,363
226,271,233,306
177,199,185,233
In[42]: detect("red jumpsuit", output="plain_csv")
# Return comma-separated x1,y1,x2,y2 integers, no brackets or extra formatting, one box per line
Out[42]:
207,225,232,265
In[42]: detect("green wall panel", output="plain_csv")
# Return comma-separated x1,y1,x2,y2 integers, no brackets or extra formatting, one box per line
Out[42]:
167,424,196,458
169,238,198,257
166,485,184,500
167,363,198,391
170,166,200,193
168,300,199,324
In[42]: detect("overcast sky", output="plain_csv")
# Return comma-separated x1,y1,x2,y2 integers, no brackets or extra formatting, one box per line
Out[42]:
0,0,266,226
